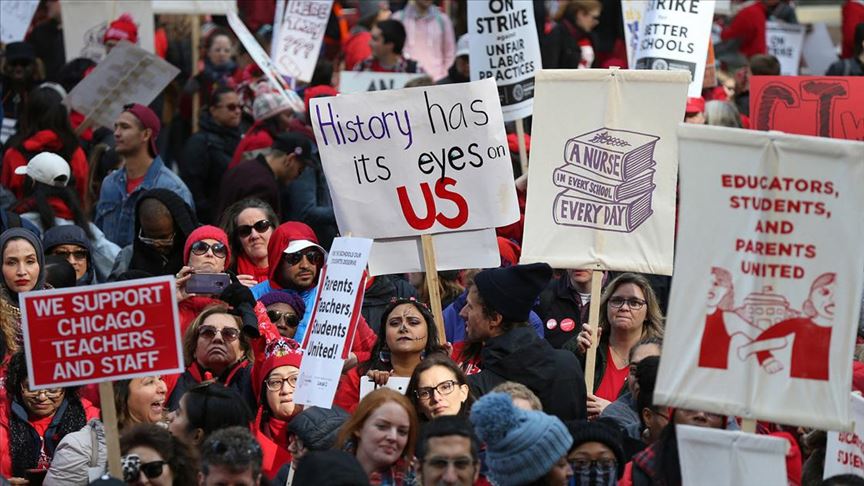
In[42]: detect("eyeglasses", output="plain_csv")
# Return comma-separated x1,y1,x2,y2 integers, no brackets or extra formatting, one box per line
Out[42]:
608,297,646,310
415,380,459,401
51,249,88,261
235,219,273,238
265,374,298,391
138,229,175,247
425,456,476,470
22,387,63,398
190,241,228,259
197,325,240,342
122,454,166,481
283,249,323,266
267,310,300,328
216,103,242,111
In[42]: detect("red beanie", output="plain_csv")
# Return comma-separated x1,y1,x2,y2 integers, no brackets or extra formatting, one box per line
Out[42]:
304,85,339,116
253,338,303,399
184,225,231,265
123,103,161,157
104,13,139,44
497,237,521,267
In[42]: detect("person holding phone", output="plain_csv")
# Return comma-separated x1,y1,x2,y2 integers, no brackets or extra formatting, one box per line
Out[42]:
176,226,232,335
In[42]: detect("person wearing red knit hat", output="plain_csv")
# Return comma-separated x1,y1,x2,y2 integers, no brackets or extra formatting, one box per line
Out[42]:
103,13,139,53
176,225,232,334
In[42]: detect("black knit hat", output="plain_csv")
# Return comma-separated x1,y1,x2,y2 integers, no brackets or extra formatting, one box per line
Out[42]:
566,419,626,478
294,450,371,486
287,405,349,451
473,263,552,322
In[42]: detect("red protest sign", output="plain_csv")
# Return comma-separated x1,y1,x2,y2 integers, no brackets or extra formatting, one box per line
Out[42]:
750,75,864,141
21,276,183,389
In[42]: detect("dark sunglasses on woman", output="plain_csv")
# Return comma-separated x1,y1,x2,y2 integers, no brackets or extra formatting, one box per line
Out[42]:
235,220,273,238
190,241,228,259
267,310,300,328
122,454,167,481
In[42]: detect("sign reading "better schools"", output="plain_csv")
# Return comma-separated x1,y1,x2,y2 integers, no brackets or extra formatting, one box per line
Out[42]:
22,276,183,389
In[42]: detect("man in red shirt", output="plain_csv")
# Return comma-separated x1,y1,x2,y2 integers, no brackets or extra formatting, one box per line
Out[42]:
354,19,424,74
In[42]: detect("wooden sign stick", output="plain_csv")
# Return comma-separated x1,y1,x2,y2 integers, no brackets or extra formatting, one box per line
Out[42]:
98,381,123,478
191,14,201,134
583,270,604,392
420,234,447,344
515,117,529,176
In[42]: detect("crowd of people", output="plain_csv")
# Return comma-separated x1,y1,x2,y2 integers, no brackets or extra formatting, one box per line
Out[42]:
1,0,864,484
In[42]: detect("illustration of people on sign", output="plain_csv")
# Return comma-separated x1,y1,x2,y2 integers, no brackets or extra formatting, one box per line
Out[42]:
698,267,764,369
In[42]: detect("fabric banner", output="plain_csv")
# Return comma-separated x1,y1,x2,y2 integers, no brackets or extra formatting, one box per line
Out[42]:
338,72,426,94
824,394,864,479
677,425,788,486
60,0,155,63
750,75,864,142
467,0,542,121
766,21,806,76
271,0,333,83
633,0,715,97
368,228,499,276
655,125,864,430
66,41,179,130
521,69,688,275
310,79,519,239
0,0,38,44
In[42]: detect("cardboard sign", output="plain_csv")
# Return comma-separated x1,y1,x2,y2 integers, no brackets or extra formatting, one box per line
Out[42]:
359,376,411,400
0,0,38,44
825,394,864,479
655,125,864,430
0,118,15,145
677,425,789,486
801,23,835,76
271,0,333,83
521,69,688,275
66,41,179,130
295,237,372,409
151,0,236,14
310,79,519,239
468,0,542,122
633,0,715,97
368,228,500,276
60,1,155,63
339,72,426,94
750,76,864,142
21,277,182,389
766,21,806,76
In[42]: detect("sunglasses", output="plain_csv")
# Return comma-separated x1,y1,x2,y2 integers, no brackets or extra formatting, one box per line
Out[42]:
236,219,273,238
122,454,166,481
283,249,323,266
138,229,175,247
197,325,240,342
216,103,242,111
267,310,300,328
52,249,88,261
190,241,228,259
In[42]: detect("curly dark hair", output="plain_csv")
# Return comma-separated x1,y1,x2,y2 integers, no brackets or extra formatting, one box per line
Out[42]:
361,298,446,374
121,423,199,486
5,350,79,404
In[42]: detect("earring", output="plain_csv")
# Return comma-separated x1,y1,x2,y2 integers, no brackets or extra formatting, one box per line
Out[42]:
420,350,426,360
379,348,391,363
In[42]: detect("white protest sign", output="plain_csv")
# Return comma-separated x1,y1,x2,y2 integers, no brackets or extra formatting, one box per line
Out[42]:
310,79,519,239
655,125,864,430
151,0,236,14
825,394,864,479
521,69,689,275
359,376,411,400
0,0,38,44
227,11,299,105
801,23,835,76
368,228,500,276
622,1,648,68
767,21,806,76
339,71,426,94
66,41,179,130
271,0,333,83
634,0,715,97
677,425,788,486
1,118,16,145
295,237,372,409
60,0,155,63
468,0,542,122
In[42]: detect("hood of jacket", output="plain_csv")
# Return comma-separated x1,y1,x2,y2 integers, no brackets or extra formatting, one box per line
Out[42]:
266,222,318,289
0,227,46,304
21,129,64,152
481,326,557,391
42,224,95,285
199,112,242,142
129,188,199,277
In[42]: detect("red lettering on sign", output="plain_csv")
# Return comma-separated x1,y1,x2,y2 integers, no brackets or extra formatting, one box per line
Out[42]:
396,177,469,230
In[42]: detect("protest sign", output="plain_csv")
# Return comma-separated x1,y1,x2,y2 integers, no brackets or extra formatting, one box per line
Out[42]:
677,425,789,486
271,0,333,83
766,21,806,75
825,393,864,479
295,237,372,409
339,71,426,94
310,79,519,239
468,0,542,122
66,41,179,130
655,125,864,430
801,23,835,76
21,276,182,389
750,76,864,142
60,1,155,63
1,118,15,145
521,69,689,275
151,0,236,14
359,376,411,401
622,1,648,68
633,0,715,97
368,228,499,276
1,0,38,44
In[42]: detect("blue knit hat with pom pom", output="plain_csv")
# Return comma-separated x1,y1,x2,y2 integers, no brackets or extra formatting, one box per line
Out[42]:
470,392,572,486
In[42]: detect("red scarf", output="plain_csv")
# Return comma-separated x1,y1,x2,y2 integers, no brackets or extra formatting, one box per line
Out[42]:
236,254,270,284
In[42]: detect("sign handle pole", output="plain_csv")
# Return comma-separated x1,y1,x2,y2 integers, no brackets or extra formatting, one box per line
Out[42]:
191,14,201,134
741,418,756,434
583,270,603,392
420,234,447,344
515,117,529,176
98,381,123,478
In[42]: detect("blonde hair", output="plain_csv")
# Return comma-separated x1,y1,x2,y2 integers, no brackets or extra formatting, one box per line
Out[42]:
491,381,543,411
599,273,664,339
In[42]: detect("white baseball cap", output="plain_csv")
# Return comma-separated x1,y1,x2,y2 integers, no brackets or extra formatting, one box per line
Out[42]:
456,34,469,58
14,152,70,187
283,239,327,257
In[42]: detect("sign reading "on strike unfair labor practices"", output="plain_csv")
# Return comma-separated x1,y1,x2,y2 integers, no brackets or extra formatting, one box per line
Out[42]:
825,394,864,479
655,125,864,431
310,79,520,239
22,276,182,389
468,0,542,122
295,237,372,409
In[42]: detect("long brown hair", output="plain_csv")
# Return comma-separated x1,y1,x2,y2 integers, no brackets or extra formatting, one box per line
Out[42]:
555,0,602,22
183,304,252,366
599,273,664,339
335,388,419,461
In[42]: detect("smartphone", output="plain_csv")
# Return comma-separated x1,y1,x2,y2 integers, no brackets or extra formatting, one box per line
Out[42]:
186,273,230,295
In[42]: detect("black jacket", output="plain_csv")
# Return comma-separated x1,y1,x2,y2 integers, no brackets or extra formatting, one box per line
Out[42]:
536,276,591,349
541,19,591,69
128,188,199,277
564,333,609,395
179,114,241,224
218,154,281,216
467,326,587,421
283,166,337,249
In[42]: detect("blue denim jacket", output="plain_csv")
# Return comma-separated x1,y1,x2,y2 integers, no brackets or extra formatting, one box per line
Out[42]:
94,156,195,248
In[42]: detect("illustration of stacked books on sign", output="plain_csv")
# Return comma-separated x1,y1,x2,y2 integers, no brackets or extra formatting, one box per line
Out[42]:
552,128,659,233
